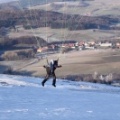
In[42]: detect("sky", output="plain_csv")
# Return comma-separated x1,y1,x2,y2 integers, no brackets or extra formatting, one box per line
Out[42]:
0,0,17,3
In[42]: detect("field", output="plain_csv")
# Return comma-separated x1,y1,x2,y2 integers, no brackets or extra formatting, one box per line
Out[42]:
1,49,120,78
16,49,120,77
8,26,120,42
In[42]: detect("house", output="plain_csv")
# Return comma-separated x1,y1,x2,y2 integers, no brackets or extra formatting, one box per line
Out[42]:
37,46,48,53
99,42,112,47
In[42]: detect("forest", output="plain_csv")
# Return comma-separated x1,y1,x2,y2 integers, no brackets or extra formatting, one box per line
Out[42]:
0,9,120,30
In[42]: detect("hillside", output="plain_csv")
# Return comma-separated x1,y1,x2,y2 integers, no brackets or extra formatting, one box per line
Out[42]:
1,0,120,16
28,0,120,16
0,9,119,40
0,74,120,120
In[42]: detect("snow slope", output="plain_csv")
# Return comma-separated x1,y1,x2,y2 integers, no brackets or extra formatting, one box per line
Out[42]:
0,74,120,120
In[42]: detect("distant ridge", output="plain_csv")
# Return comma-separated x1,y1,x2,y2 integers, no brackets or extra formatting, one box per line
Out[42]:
0,1,21,11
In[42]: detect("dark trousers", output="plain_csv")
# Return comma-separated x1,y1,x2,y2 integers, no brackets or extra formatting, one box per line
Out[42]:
42,73,56,86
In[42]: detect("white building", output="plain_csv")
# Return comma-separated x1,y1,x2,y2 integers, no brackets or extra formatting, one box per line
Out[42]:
99,42,112,47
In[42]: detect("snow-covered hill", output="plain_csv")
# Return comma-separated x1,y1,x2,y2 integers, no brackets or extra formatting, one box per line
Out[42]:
0,74,120,120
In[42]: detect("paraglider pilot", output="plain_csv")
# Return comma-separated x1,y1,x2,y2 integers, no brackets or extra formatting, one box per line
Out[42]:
41,59,62,87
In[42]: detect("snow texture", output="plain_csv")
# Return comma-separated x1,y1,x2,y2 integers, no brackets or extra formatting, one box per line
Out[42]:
0,74,120,120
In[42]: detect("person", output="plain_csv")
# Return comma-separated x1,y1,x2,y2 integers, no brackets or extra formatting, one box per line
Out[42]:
41,59,62,87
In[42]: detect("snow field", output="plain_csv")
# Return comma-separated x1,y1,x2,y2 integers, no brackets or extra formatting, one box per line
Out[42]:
0,74,120,120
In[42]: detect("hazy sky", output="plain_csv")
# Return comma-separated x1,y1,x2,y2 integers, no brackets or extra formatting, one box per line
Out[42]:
0,0,17,3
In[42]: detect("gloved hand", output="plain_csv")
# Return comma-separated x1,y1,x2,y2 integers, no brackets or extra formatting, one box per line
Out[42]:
43,65,46,68
59,65,62,67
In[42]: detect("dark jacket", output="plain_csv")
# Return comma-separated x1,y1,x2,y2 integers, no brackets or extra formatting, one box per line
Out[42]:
42,60,62,87
43,60,62,75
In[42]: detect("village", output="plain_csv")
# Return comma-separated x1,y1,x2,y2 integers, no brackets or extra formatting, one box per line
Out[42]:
37,39,120,54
